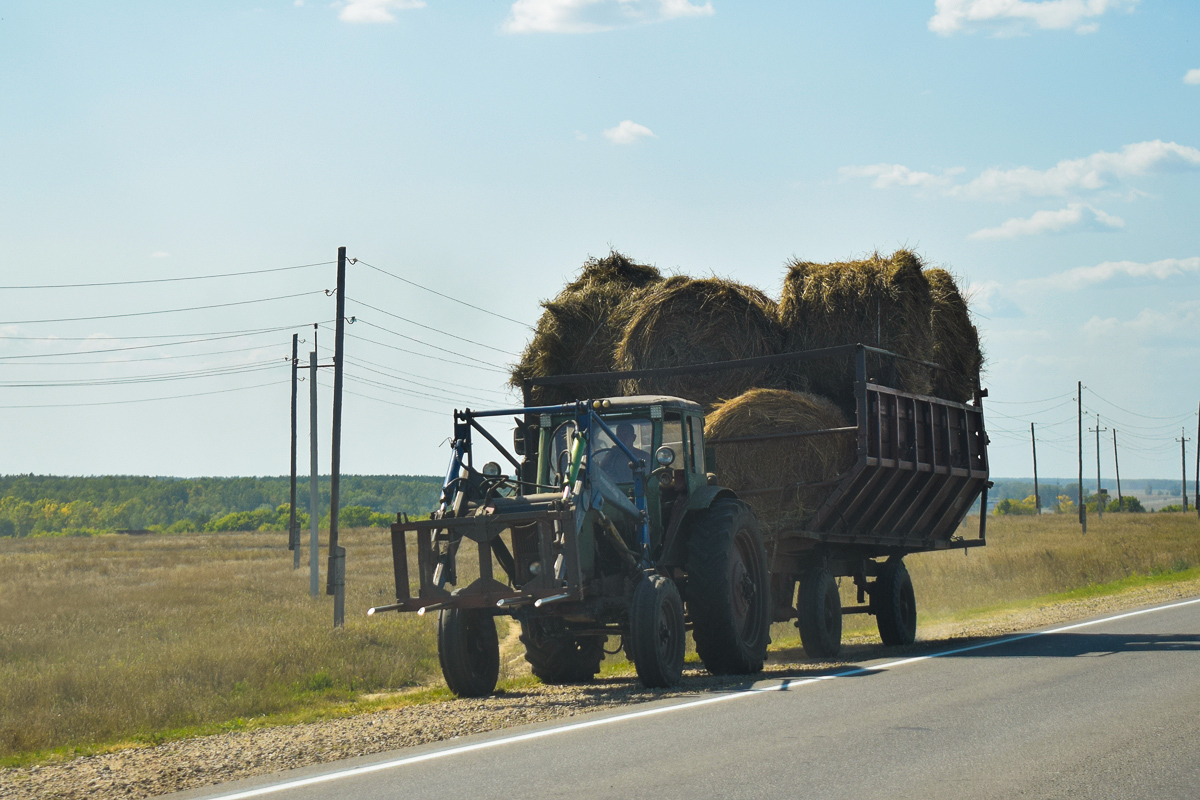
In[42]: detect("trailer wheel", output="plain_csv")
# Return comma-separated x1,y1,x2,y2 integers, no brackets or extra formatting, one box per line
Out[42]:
629,573,685,688
519,621,605,684
685,499,772,675
437,607,500,698
797,568,842,659
873,557,917,646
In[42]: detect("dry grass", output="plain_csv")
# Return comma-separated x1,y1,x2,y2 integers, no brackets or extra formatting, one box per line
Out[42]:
0,528,440,761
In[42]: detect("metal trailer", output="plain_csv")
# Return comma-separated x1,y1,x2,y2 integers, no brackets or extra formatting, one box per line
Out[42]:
370,343,990,690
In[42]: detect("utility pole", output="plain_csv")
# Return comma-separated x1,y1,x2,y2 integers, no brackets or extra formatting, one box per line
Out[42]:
1031,422,1040,515
1077,381,1085,533
289,333,300,569
1176,429,1191,513
1090,415,1107,518
1195,401,1199,519
1112,429,1122,512
327,247,347,628
309,326,320,599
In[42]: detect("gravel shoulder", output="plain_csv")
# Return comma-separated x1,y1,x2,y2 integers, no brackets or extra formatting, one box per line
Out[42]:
4,577,1198,800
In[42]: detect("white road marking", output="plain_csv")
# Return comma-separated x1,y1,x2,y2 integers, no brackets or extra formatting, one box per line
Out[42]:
203,595,1200,800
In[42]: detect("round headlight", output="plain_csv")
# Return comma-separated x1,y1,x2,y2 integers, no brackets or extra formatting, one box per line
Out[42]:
482,461,502,477
655,446,676,467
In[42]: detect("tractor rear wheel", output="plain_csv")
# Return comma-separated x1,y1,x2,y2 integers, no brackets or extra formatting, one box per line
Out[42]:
685,499,772,675
629,573,685,688
437,607,500,698
519,620,605,684
797,568,842,659
873,557,917,646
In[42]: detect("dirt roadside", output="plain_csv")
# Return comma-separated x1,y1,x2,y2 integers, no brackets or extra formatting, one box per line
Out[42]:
3,577,1198,800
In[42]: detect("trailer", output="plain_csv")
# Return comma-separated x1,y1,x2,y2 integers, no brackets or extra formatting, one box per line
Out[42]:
369,343,990,693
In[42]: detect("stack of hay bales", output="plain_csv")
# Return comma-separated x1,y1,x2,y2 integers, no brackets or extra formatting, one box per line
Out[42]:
509,251,662,405
509,247,982,527
778,249,934,413
614,277,784,410
926,268,983,403
704,389,855,525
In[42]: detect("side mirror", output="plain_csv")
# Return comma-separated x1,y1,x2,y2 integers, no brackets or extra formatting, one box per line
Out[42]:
513,425,526,456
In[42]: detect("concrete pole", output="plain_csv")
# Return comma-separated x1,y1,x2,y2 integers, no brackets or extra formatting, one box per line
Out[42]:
309,342,320,598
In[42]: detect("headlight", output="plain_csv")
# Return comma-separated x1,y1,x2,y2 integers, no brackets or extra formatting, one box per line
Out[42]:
655,446,676,466
482,461,502,477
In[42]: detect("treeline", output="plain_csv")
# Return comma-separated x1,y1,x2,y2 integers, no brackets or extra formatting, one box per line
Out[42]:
0,475,441,538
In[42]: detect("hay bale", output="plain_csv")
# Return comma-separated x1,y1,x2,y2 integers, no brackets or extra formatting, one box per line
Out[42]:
510,251,662,404
705,389,855,526
926,268,983,403
614,277,785,410
778,249,933,413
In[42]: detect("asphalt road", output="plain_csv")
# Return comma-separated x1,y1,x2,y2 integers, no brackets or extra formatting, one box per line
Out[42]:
170,598,1200,800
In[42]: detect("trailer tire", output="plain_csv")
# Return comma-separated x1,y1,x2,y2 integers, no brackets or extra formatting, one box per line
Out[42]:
437,607,500,698
797,568,842,659
629,573,685,688
519,621,605,684
685,499,772,675
873,557,917,646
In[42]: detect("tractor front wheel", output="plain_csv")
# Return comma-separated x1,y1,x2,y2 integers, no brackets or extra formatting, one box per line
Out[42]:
437,607,500,698
629,573,685,688
519,620,605,684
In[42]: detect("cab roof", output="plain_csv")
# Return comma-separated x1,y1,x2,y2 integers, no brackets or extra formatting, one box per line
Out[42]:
593,395,703,414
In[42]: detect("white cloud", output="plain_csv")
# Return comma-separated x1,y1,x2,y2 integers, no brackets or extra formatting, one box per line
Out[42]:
843,140,1200,202
150,251,169,258
336,0,425,24
968,203,1123,239
838,164,963,190
503,0,712,34
603,120,656,145
929,0,1138,36
574,130,588,141
1185,69,1200,85
957,140,1200,200
1082,300,1200,342
1022,256,1200,292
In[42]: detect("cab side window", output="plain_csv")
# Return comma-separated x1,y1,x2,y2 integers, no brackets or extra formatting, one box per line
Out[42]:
688,415,705,473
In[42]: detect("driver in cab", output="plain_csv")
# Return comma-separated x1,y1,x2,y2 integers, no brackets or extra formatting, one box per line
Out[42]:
597,422,649,484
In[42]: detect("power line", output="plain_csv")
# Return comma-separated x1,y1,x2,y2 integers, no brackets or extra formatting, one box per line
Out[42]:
0,261,333,289
0,321,331,342
342,358,503,405
353,318,505,368
345,331,508,374
4,342,289,366
346,296,520,357
354,258,535,331
0,291,327,326
341,352,510,398
0,360,283,388
989,392,1075,405
1085,388,1199,421
0,379,289,409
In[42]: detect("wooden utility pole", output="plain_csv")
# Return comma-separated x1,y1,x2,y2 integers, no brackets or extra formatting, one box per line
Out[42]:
309,326,320,599
1177,429,1191,513
1195,401,1199,518
1031,422,1040,514
1077,381,1085,532
1090,415,1108,518
327,247,347,628
289,333,300,569
1112,429,1122,512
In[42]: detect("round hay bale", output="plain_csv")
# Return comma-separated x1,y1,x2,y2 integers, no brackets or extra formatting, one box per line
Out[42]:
705,389,855,526
614,277,785,410
926,268,983,403
510,251,662,404
778,249,933,413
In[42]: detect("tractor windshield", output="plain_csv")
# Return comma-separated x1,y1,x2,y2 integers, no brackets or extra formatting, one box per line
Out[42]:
593,418,653,484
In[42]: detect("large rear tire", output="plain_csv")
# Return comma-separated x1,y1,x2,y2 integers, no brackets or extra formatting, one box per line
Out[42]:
519,620,605,684
629,573,685,688
873,557,917,646
437,607,500,698
797,568,842,659
685,499,772,675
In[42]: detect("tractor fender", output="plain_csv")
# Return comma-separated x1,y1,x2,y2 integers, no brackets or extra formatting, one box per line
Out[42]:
685,485,738,514
658,485,738,568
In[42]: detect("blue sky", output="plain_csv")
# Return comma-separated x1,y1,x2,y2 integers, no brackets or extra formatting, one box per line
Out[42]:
0,0,1197,481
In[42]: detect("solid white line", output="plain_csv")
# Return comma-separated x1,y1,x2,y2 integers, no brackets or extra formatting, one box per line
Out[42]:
203,595,1200,800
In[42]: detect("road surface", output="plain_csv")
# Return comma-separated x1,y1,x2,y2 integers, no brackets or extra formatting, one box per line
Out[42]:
167,597,1200,800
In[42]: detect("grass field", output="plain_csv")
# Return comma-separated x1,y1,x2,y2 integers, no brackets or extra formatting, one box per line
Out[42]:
2,512,1198,765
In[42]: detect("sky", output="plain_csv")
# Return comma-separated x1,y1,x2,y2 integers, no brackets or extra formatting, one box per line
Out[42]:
0,0,1198,482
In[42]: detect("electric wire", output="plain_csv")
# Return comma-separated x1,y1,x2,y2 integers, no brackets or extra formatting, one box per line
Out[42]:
0,291,327,326
0,261,333,290
353,318,504,368
0,379,289,409
346,297,520,357
354,259,535,331
0,360,283,388
5,342,290,366
0,321,332,342
345,331,508,374
342,353,510,398
342,361,499,406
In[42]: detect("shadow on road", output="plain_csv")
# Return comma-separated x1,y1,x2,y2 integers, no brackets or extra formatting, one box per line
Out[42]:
933,632,1200,659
